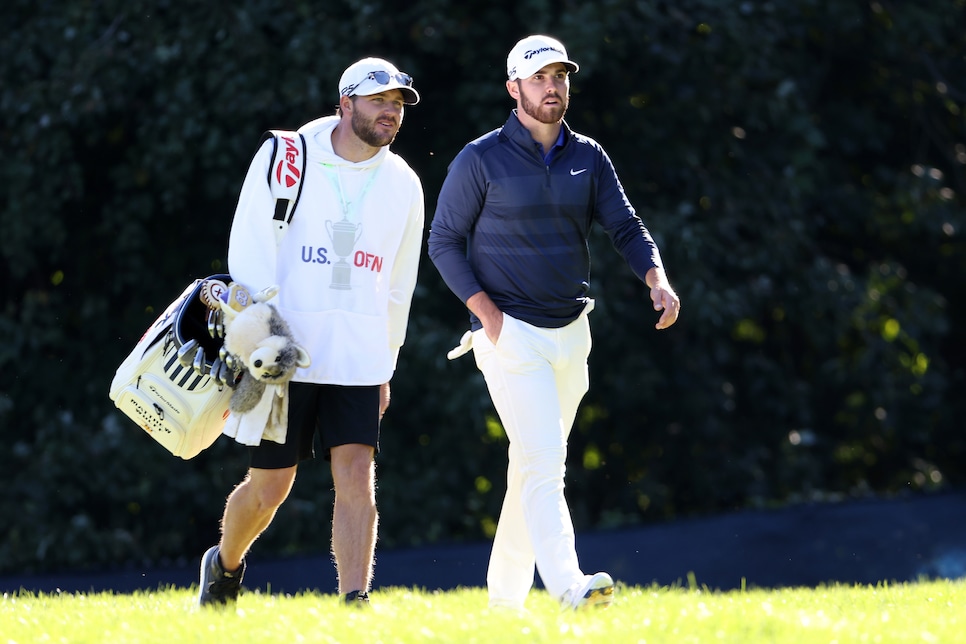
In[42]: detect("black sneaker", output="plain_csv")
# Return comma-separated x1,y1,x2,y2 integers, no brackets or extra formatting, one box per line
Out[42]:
342,590,370,607
198,545,246,607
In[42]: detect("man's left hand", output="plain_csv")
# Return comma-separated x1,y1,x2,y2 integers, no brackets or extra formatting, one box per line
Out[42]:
650,284,681,330
379,382,391,420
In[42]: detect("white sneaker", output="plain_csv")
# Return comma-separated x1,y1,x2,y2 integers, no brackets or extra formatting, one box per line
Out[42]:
562,572,615,610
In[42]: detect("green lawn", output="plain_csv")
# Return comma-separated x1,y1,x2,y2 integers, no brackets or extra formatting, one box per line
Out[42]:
3,580,963,643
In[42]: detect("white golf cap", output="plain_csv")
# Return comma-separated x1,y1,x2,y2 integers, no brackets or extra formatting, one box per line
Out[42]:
338,57,420,105
506,35,579,81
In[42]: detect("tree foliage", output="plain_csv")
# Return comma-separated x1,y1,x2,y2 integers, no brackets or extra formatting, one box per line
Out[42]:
1,0,964,574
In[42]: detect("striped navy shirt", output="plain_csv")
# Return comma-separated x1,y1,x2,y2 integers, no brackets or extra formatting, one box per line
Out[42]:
429,111,663,330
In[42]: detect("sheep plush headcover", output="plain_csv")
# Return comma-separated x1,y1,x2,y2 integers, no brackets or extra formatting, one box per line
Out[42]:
218,283,310,446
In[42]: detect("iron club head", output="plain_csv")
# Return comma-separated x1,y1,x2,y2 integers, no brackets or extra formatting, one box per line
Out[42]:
177,339,200,367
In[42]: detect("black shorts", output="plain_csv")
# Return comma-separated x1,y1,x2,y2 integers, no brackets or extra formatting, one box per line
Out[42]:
249,382,381,470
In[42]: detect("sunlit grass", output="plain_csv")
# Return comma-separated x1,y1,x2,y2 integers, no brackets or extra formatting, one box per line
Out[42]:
2,579,964,643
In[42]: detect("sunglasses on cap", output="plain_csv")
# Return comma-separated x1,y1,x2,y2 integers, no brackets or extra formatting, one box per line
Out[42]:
340,70,414,97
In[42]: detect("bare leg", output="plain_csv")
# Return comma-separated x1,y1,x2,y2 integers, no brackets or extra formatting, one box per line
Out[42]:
329,443,377,594
218,466,298,570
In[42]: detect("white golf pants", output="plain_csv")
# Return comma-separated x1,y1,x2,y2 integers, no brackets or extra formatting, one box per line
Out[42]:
471,303,594,607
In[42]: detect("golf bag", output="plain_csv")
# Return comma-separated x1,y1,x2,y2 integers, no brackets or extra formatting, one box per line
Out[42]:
109,275,237,458
108,130,306,459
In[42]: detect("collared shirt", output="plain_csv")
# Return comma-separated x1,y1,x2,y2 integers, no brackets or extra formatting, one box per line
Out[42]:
539,127,566,165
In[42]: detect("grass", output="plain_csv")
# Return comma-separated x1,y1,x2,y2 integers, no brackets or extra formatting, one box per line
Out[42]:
2,579,964,643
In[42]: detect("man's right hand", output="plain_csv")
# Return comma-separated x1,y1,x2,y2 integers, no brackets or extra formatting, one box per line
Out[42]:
467,291,504,344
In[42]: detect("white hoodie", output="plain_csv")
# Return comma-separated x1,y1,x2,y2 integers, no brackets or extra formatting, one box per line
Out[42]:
227,115,424,386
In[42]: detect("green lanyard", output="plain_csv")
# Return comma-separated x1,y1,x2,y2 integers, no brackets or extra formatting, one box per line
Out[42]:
319,163,380,222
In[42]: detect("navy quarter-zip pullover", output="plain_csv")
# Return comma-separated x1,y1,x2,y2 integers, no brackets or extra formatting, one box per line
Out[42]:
429,110,663,330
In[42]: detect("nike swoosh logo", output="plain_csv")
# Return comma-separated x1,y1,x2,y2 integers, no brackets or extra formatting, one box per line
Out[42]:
570,168,587,176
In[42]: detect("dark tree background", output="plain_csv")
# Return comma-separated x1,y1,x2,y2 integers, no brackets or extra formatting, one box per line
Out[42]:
2,0,964,574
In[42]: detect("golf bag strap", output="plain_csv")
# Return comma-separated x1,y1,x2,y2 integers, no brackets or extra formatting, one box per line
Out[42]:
261,129,307,247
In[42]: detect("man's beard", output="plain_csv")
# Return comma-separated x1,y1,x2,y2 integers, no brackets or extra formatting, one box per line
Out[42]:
352,110,398,147
520,90,568,124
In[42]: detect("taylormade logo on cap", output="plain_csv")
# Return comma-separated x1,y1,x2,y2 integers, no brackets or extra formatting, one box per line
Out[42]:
506,35,579,81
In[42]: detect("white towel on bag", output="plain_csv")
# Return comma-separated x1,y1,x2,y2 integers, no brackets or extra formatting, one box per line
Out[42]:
222,383,289,446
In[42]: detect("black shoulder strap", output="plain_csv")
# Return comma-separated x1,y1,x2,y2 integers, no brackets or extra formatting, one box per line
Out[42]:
259,130,307,245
